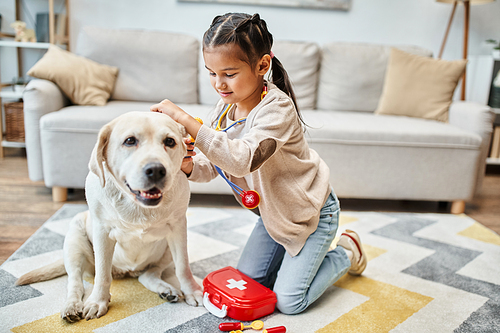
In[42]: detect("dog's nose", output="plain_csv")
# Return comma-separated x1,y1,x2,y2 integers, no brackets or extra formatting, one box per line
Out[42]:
144,163,166,182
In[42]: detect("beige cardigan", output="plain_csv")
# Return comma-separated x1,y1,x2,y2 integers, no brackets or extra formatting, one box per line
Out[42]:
190,83,331,256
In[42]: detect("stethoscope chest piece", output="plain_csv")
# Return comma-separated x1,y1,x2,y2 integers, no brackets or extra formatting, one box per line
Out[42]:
241,190,260,209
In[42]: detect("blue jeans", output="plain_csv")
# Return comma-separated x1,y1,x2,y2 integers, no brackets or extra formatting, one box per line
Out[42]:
237,190,351,315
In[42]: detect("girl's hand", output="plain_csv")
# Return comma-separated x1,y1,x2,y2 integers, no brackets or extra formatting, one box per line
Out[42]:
182,138,196,176
150,99,187,123
151,99,203,141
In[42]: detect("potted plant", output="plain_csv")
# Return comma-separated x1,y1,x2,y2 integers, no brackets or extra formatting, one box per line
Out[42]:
486,39,500,59
12,77,27,94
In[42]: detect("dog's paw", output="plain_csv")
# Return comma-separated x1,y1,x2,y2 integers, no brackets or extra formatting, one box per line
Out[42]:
61,301,84,323
82,298,109,320
158,285,182,303
184,289,204,307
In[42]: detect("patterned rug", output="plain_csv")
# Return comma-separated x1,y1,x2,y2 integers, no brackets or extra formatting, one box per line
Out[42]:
1,204,499,333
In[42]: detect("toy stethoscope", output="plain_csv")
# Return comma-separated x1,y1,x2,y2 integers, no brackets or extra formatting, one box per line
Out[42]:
192,85,268,210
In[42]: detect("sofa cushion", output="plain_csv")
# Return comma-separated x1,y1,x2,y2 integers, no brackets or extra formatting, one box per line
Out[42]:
75,27,199,104
198,48,220,106
271,41,321,110
301,109,481,149
27,45,118,106
317,43,433,112
40,101,216,134
375,48,466,122
40,102,152,134
301,110,482,201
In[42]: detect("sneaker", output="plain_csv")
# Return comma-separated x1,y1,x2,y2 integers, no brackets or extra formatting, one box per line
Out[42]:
337,229,367,275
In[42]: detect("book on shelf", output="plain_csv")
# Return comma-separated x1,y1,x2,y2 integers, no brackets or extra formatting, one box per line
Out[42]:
35,12,68,44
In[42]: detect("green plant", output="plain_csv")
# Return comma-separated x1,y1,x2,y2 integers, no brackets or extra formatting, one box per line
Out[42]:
486,39,500,50
12,77,26,86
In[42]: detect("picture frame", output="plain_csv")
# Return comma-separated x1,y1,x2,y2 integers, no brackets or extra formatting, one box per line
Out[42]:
177,0,351,11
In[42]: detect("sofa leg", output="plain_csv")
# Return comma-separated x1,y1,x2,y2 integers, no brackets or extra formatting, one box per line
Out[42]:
450,200,465,214
52,187,68,202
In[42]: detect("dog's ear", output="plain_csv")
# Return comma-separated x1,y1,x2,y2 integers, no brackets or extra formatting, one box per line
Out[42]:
177,123,190,149
177,123,189,138
89,123,112,187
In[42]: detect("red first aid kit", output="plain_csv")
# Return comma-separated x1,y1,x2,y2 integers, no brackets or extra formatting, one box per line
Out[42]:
203,266,277,321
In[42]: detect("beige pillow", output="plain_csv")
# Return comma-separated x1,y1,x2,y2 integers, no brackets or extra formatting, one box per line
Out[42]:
375,48,466,122
27,45,119,106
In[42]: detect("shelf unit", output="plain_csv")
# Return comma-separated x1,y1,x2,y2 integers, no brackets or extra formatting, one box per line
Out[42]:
0,0,69,158
486,58,500,165
0,89,24,100
487,107,500,165
0,40,52,49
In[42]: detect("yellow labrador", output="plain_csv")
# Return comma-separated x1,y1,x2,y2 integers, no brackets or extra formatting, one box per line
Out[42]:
16,111,203,321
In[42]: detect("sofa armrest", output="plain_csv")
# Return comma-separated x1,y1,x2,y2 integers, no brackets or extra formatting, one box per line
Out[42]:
448,101,494,135
23,79,70,182
448,101,494,195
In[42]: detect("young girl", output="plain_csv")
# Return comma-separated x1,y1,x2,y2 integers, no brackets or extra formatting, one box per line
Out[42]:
151,12,367,315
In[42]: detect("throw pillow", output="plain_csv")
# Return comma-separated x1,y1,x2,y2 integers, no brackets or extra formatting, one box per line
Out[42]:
375,48,467,122
27,45,119,106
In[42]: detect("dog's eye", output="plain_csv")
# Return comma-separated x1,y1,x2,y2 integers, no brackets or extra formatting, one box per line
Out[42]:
164,137,176,148
124,136,138,147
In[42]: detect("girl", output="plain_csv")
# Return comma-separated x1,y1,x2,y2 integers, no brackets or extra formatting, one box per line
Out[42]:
151,12,367,315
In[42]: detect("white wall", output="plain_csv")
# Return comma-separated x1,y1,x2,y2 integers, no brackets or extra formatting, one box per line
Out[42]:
67,0,500,58
2,0,500,100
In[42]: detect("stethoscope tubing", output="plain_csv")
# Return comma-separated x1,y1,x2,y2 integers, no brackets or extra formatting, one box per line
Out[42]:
214,104,248,196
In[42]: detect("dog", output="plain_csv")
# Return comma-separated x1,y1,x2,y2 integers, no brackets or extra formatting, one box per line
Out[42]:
16,111,203,321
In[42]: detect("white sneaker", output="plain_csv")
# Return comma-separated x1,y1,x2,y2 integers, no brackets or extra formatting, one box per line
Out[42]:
337,229,367,275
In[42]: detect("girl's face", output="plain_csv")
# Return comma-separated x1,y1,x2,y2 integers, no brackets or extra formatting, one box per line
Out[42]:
203,44,270,114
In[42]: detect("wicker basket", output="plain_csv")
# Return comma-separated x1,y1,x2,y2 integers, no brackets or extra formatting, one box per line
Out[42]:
4,101,25,142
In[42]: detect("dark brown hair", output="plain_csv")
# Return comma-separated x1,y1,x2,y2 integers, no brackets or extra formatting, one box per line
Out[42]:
203,13,305,126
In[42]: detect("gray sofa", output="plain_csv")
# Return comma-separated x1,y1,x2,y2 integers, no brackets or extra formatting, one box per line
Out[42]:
23,27,494,213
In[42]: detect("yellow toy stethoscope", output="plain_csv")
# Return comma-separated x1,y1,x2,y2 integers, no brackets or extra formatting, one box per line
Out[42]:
214,84,268,132
195,85,268,209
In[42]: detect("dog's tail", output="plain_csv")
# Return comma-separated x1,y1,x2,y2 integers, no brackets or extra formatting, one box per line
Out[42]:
15,258,66,286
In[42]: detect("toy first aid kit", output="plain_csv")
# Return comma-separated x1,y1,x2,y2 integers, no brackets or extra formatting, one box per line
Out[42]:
203,266,277,321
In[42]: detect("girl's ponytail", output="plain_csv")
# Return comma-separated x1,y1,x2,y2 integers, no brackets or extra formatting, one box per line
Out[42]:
270,56,304,125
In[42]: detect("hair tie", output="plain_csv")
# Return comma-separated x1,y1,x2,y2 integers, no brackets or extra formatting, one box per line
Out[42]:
270,51,275,59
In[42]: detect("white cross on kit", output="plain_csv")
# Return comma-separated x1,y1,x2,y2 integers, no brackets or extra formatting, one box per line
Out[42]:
226,278,247,290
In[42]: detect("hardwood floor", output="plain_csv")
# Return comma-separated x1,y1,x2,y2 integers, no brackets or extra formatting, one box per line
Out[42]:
1,147,499,265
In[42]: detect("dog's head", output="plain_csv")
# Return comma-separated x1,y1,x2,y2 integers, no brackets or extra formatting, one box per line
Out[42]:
89,111,188,207
11,21,26,31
